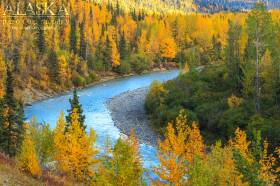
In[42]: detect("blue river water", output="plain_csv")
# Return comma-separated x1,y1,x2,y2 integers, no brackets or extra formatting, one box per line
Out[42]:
25,70,179,174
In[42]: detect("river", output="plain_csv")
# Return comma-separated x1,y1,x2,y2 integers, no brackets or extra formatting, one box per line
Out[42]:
25,70,179,175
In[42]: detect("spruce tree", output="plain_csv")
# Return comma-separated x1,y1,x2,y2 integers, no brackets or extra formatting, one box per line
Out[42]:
47,50,59,84
226,21,244,96
119,32,127,60
65,88,86,131
36,18,45,54
0,68,24,156
0,98,6,150
79,21,87,60
103,36,112,71
70,15,77,54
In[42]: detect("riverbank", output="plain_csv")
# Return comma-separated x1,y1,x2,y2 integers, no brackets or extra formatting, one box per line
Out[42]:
23,68,171,105
107,87,159,146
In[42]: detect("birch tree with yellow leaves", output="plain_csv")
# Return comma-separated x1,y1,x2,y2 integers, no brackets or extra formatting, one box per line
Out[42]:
229,128,253,163
259,139,277,185
154,111,192,186
54,110,98,181
95,129,144,186
16,125,42,177
110,37,121,68
0,54,6,97
160,38,177,61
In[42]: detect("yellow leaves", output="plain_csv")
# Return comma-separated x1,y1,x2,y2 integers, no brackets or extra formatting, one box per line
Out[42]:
54,110,98,181
203,142,247,186
229,128,252,163
261,49,272,76
276,148,280,176
261,49,274,94
155,122,188,186
155,110,204,186
0,53,6,98
259,139,277,186
182,63,190,74
128,129,140,161
110,37,121,68
16,125,41,177
117,15,137,45
228,95,244,108
160,38,177,60
57,54,70,84
96,129,143,186
185,122,205,164
137,30,148,55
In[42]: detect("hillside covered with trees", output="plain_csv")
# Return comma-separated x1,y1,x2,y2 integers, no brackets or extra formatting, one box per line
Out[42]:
0,0,279,185
1,0,280,103
146,2,280,153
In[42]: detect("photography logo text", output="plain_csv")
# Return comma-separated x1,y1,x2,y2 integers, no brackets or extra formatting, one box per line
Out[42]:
0,0,70,29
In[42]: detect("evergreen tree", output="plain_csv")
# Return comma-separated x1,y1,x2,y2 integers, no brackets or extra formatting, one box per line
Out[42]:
70,15,77,54
0,68,24,156
47,50,59,84
12,47,20,72
0,53,7,97
226,21,244,96
79,21,87,60
36,18,45,54
211,35,222,62
103,36,112,71
66,88,86,131
119,31,127,60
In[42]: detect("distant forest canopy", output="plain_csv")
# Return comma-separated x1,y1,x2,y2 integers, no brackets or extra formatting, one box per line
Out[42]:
94,0,280,13
195,0,280,12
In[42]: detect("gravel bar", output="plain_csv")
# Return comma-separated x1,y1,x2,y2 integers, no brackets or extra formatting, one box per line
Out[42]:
107,87,158,146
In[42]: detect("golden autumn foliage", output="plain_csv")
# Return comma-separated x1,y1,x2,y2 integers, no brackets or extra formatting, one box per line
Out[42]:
110,37,121,67
182,63,190,74
57,55,70,85
128,129,142,172
259,139,277,185
261,49,274,95
95,129,143,186
185,122,205,164
155,110,204,186
160,38,177,60
54,111,98,181
0,0,257,96
0,54,6,98
228,95,244,108
229,128,253,163
154,111,255,186
155,122,188,186
188,141,247,186
16,125,42,177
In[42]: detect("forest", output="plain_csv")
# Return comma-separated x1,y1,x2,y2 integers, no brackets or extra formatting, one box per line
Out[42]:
145,1,280,181
0,87,279,185
0,0,279,185
0,0,256,102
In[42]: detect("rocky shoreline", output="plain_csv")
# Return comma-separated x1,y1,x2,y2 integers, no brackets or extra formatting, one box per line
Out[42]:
107,87,159,146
